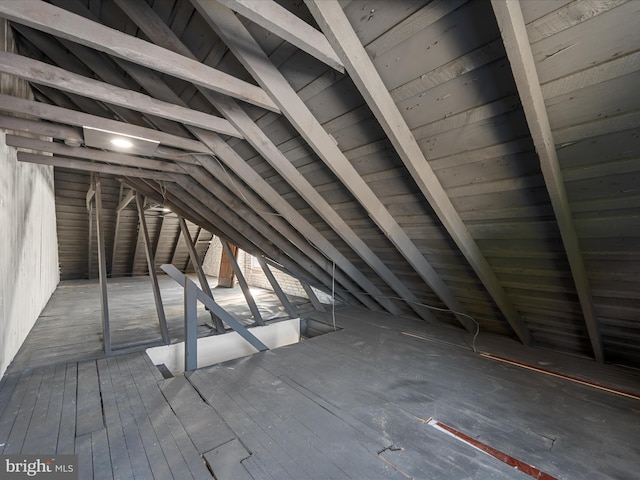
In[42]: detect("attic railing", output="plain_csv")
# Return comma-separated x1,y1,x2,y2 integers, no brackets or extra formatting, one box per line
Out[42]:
160,264,269,371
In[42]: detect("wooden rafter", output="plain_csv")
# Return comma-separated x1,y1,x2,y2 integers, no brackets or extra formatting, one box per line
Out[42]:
112,0,435,321
192,0,477,332
138,172,352,305
491,0,604,361
37,0,378,314
306,0,531,344
0,0,279,112
0,52,241,137
11,22,147,128
217,0,344,72
164,175,362,308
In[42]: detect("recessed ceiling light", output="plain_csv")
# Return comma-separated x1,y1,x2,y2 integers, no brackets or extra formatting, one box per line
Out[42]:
110,137,134,149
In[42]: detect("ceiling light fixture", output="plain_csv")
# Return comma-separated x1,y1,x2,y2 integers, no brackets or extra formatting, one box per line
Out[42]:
110,137,134,149
82,126,159,156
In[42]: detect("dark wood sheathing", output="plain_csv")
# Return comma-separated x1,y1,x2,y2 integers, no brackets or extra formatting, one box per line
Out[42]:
53,169,211,280
2,0,638,367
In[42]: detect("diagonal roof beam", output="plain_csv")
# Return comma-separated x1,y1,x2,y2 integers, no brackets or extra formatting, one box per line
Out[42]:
193,0,477,333
0,0,278,112
491,0,604,361
103,0,403,315
306,0,531,344
217,0,344,73
0,52,241,137
113,0,436,321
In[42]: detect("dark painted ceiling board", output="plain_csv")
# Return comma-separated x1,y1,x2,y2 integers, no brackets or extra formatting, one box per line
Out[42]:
342,0,427,48
532,1,640,84
546,70,640,131
371,1,499,93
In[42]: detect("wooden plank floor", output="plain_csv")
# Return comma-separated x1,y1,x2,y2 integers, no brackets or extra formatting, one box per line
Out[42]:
1,303,639,479
7,275,313,373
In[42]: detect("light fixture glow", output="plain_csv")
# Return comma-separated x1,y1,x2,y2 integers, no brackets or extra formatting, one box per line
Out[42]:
83,126,160,156
110,137,134,149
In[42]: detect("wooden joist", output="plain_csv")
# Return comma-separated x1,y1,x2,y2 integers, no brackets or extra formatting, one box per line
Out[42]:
0,0,279,112
0,52,241,138
217,0,344,72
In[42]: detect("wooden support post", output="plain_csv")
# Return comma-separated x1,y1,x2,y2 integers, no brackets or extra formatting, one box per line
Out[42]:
184,276,198,372
94,174,111,354
256,256,298,319
161,264,269,353
218,242,237,288
301,282,326,313
111,184,124,276
135,192,171,344
87,205,93,280
87,172,94,280
185,227,201,272
179,215,225,333
222,241,264,326
107,0,400,315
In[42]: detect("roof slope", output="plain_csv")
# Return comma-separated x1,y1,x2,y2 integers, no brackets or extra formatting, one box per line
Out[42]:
0,0,638,367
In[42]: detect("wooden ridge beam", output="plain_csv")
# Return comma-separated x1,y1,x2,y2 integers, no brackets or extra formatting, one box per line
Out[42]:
491,0,604,361
217,0,344,72
0,0,279,112
192,0,476,332
0,52,241,138
306,0,530,344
